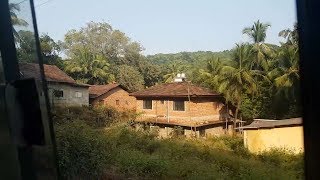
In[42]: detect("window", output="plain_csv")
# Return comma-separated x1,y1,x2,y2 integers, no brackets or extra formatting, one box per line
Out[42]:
116,100,120,105
53,90,63,98
143,100,152,109
75,91,82,98
173,100,185,111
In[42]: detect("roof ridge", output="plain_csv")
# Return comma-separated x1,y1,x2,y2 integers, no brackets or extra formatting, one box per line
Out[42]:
130,81,220,97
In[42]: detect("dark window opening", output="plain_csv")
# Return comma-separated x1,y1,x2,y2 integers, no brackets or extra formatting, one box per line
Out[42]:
160,100,164,104
143,100,152,109
173,100,185,111
53,90,63,98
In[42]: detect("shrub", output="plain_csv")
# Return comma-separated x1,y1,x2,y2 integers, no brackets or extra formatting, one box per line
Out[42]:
115,149,168,178
170,126,184,138
55,121,111,178
54,120,304,179
257,148,304,178
52,105,137,128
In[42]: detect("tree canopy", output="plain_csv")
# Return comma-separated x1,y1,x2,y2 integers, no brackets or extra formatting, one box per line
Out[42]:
34,20,300,122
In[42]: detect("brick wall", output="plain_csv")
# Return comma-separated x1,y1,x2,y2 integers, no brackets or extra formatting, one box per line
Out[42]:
91,87,136,111
136,97,227,122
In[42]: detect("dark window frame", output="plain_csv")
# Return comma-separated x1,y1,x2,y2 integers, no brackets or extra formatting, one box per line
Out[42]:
173,100,185,111
53,89,63,98
143,100,152,109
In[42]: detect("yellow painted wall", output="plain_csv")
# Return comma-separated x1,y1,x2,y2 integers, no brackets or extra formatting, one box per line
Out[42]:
244,126,304,154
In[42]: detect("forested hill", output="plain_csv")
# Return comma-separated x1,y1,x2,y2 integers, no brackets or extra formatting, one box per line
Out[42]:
146,50,233,66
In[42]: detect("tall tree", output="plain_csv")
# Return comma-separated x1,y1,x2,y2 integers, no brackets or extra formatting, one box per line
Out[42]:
242,20,271,43
40,34,62,66
16,30,36,62
137,59,163,87
64,48,114,84
279,23,298,45
199,57,224,91
268,44,299,99
63,21,144,66
218,44,260,132
163,62,187,83
243,20,274,71
115,65,144,92
16,31,63,65
9,3,28,39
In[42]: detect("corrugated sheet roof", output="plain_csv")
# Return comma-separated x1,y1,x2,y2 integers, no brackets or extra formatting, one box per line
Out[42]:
130,82,220,98
19,63,88,87
240,118,302,130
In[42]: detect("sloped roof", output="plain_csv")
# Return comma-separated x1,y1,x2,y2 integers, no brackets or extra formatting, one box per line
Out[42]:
239,118,302,130
89,83,126,98
130,82,220,98
19,63,88,87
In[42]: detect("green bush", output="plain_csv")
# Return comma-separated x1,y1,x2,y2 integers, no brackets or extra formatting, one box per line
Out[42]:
55,121,111,178
52,105,137,128
54,118,304,179
170,126,184,138
257,148,304,178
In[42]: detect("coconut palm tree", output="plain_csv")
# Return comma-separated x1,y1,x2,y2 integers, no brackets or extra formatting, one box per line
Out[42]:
242,20,270,43
279,23,298,45
199,57,224,91
268,44,299,99
163,62,185,83
242,20,275,70
9,3,28,39
64,49,114,84
218,44,260,133
243,20,274,71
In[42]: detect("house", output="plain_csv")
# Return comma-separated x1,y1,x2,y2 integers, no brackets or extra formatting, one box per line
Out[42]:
89,83,136,111
130,77,233,138
239,118,304,154
19,63,89,106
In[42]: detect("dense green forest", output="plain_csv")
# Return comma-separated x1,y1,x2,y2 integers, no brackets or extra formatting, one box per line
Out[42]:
10,2,300,121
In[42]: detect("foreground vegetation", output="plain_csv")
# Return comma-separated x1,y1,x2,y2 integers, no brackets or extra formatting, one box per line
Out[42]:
53,107,304,179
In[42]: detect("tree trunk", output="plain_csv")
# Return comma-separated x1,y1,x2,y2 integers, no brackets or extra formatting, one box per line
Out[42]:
233,101,240,136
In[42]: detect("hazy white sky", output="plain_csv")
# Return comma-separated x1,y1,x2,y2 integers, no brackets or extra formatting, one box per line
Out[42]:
34,0,297,55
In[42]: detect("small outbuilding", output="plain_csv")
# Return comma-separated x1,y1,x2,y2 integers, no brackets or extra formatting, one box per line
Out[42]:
89,83,136,111
20,63,89,106
240,118,304,154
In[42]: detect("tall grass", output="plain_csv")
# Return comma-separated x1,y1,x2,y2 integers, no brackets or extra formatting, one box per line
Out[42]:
54,121,304,179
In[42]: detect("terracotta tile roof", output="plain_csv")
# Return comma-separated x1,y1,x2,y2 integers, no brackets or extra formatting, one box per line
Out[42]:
19,63,88,87
130,82,220,98
239,118,302,130
89,83,125,98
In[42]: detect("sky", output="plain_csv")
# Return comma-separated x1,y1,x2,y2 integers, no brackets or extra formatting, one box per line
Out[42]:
34,0,297,55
